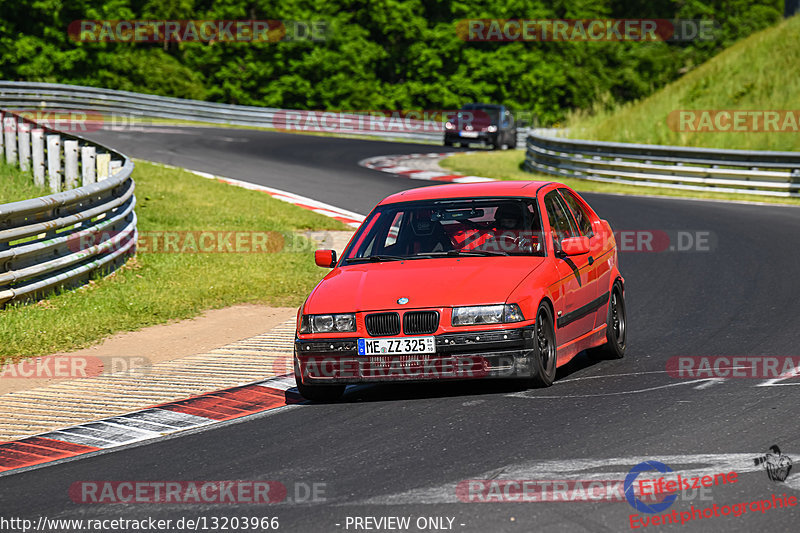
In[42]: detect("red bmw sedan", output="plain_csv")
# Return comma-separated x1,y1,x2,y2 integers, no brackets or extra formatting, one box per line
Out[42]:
294,181,626,401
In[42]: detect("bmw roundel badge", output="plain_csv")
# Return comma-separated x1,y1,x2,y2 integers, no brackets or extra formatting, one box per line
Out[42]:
397,297,409,305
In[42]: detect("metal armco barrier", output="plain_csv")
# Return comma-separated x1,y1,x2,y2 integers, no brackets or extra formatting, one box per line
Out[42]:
525,132,800,198
0,81,532,148
0,108,136,307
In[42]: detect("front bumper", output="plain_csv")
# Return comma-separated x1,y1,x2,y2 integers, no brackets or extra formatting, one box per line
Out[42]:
295,326,536,384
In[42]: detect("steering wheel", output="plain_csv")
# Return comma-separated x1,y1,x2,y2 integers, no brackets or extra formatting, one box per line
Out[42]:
496,233,540,254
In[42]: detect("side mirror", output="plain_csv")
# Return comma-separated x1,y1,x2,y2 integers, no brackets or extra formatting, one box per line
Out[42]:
315,249,337,268
560,236,590,256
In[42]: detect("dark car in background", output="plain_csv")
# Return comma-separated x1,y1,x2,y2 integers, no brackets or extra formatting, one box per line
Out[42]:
444,103,517,149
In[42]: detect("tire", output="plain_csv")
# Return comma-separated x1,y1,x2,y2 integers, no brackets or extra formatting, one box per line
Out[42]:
588,282,627,359
529,302,557,387
444,140,453,147
296,381,345,402
458,142,467,148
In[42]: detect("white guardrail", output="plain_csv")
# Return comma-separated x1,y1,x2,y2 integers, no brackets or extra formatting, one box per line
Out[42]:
0,108,135,308
0,81,533,148
5,82,797,198
525,132,800,198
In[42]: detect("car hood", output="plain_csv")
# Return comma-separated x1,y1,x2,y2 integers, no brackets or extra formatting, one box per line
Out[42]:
305,257,546,313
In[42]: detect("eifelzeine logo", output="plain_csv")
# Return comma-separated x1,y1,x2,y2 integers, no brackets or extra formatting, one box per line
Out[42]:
625,461,678,514
667,110,800,132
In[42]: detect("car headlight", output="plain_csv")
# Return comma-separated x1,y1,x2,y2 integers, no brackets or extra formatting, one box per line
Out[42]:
299,313,356,333
486,125,498,132
451,304,525,326
445,121,455,130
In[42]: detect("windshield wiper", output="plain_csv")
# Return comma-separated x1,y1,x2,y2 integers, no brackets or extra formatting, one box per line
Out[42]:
346,255,409,263
348,250,509,263
416,249,509,257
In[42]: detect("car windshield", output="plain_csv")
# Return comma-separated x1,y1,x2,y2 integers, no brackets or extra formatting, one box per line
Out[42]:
458,107,500,128
344,198,545,262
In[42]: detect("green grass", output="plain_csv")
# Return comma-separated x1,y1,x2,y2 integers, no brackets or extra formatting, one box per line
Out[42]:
440,149,800,206
442,16,800,205
0,159,47,203
0,160,348,361
566,15,800,151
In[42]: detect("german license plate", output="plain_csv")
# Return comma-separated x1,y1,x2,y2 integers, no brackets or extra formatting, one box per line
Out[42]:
459,131,479,138
358,336,436,356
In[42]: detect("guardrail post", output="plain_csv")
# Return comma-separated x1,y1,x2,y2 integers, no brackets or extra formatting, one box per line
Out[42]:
81,145,96,185
31,128,45,187
46,134,62,192
0,99,137,308
3,116,17,165
64,140,79,190
96,152,110,180
17,122,31,172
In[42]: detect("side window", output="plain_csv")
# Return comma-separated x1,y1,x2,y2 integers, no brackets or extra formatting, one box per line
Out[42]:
544,191,578,253
559,189,593,238
350,210,401,258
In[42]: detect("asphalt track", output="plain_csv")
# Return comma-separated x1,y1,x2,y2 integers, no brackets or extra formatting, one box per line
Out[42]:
2,126,800,532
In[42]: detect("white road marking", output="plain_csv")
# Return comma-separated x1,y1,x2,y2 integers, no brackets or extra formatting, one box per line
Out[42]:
155,164,366,227
256,374,297,391
693,378,727,390
557,370,674,383
507,379,715,398
756,364,800,387
353,453,800,505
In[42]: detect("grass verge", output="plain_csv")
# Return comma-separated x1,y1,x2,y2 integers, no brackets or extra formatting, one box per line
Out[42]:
566,15,800,152
443,18,800,205
0,160,348,360
0,159,47,204
440,149,800,206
